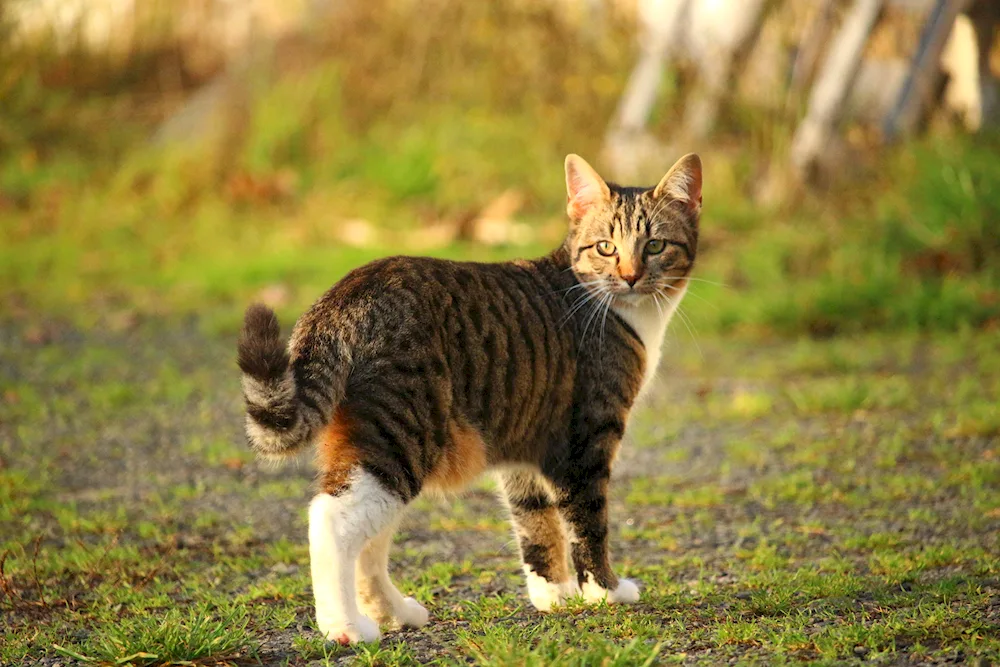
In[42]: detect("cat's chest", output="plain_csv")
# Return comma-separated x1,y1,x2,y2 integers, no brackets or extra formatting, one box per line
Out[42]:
612,287,687,399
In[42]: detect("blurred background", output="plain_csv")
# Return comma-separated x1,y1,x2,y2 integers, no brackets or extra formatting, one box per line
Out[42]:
2,0,998,336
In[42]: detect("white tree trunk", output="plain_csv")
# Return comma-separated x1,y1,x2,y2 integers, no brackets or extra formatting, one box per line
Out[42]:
680,0,775,140
790,0,885,179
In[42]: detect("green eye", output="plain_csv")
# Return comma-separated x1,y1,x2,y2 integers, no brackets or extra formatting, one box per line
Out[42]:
645,239,667,255
596,241,616,256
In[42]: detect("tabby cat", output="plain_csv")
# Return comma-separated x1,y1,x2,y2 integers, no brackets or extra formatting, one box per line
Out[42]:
237,153,702,644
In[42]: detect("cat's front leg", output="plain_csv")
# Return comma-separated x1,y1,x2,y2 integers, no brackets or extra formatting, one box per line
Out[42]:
501,470,580,611
555,458,640,605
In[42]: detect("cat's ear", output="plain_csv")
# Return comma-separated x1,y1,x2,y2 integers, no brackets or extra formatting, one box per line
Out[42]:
565,154,610,222
653,153,702,215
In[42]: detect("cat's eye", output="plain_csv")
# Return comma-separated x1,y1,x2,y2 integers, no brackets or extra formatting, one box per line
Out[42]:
645,239,667,255
596,241,616,256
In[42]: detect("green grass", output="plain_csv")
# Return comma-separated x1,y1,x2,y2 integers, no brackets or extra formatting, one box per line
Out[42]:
2,327,998,665
54,603,254,666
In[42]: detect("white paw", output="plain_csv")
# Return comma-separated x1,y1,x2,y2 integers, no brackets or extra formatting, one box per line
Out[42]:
609,578,640,603
318,614,382,645
581,573,641,604
395,597,430,628
525,568,581,612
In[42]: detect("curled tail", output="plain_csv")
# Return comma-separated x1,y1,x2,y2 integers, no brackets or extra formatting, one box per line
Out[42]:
237,304,346,461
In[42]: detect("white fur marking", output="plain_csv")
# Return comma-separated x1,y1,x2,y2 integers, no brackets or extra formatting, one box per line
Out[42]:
524,566,580,612
309,470,401,644
581,572,641,604
613,283,687,399
396,596,430,628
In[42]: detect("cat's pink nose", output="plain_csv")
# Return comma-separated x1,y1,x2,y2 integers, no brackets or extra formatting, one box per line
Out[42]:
620,273,641,287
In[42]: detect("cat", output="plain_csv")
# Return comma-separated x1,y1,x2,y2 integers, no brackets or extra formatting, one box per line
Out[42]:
237,152,702,644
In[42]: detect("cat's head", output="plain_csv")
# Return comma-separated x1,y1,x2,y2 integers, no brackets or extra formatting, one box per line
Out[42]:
563,153,701,305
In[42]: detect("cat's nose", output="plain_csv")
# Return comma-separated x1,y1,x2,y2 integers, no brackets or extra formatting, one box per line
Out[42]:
620,273,641,287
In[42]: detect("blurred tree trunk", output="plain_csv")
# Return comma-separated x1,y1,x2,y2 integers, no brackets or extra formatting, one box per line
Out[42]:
790,0,884,181
882,0,975,141
968,0,1000,128
788,0,839,98
153,0,342,149
680,0,776,140
610,0,690,136
602,0,690,180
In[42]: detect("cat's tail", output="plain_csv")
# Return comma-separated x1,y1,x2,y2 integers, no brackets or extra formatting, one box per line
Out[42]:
237,304,346,461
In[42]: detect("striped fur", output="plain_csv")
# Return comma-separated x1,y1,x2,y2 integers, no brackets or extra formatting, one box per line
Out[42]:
237,153,702,643
238,303,351,461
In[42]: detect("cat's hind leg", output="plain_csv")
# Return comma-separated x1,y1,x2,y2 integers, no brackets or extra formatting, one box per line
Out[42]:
356,520,429,630
309,469,403,645
500,470,580,612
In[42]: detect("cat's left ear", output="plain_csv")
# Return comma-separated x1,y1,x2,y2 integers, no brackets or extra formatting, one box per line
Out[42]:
565,154,611,222
653,153,702,215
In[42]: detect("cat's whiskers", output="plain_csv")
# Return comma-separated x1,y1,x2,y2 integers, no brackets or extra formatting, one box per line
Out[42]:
580,291,609,342
661,291,703,359
561,287,602,326
650,291,666,320
594,291,615,348
660,281,718,311
598,290,617,353
562,282,601,314
677,277,729,287
557,279,605,295
561,278,617,331
578,287,612,349
648,195,675,222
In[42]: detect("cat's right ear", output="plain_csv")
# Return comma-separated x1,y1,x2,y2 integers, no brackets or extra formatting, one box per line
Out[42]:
653,153,702,215
565,154,610,222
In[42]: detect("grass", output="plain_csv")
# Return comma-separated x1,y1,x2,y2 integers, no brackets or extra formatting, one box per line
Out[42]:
2,324,998,665
53,603,254,665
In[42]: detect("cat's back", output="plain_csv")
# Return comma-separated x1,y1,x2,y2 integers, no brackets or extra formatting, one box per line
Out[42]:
292,254,567,351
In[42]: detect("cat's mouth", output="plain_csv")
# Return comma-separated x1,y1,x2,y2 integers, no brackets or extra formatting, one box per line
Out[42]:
607,279,685,306
609,281,656,298
612,289,660,307
572,273,678,306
